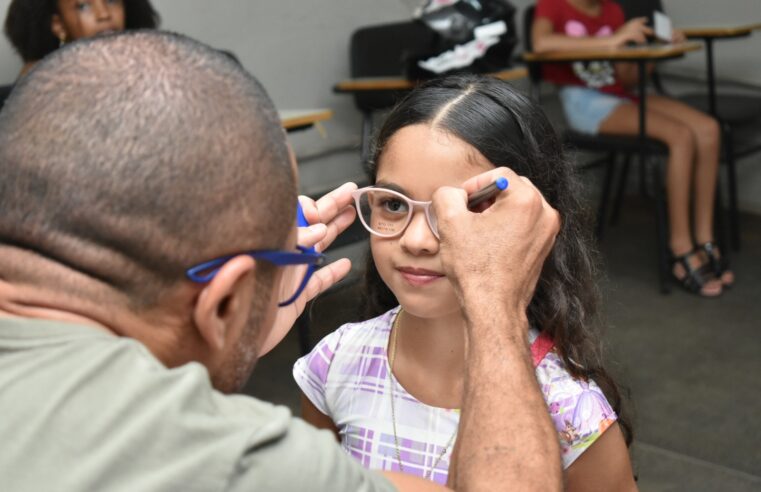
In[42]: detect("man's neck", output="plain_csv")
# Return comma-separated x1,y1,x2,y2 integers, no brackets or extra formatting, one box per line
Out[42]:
0,278,190,368
0,280,116,334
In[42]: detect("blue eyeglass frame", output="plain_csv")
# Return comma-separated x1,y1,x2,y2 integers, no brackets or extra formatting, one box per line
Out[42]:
185,202,325,307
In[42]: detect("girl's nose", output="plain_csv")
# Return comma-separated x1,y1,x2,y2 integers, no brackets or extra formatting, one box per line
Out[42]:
93,1,112,21
399,211,439,256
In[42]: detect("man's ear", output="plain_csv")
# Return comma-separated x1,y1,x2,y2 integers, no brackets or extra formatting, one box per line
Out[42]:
50,15,67,43
192,255,257,352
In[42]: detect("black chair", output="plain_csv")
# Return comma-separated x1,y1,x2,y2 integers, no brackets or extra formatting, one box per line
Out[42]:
349,21,437,169
523,5,673,292
618,0,761,250
0,84,15,109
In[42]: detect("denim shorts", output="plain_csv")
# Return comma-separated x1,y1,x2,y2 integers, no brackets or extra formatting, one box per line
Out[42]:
558,86,629,135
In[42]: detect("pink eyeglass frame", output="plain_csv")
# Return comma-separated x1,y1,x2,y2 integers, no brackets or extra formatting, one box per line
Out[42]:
351,187,440,239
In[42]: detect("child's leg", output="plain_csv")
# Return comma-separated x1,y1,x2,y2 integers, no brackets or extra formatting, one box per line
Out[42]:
646,96,733,285
598,102,722,295
599,103,693,253
646,96,721,244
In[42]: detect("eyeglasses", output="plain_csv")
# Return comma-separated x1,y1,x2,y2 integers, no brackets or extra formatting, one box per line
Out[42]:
185,203,325,307
186,246,325,307
352,187,439,239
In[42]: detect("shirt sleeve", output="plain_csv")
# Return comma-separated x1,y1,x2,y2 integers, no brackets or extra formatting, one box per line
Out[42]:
536,352,618,468
535,0,562,29
292,327,345,416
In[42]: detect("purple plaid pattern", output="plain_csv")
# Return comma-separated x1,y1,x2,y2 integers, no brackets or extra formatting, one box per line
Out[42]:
293,307,616,484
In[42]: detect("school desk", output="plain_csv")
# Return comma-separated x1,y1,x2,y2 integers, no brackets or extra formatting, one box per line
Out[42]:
279,109,333,133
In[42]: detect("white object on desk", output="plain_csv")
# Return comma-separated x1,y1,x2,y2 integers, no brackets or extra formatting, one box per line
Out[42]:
654,11,673,42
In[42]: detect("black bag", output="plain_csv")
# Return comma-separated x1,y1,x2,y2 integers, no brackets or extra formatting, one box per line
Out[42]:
405,0,518,79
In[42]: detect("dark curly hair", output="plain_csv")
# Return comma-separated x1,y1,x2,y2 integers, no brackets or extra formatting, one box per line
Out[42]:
361,73,632,445
4,0,160,62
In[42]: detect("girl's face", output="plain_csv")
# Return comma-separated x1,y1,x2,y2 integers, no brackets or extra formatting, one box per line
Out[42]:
373,124,494,319
52,0,126,43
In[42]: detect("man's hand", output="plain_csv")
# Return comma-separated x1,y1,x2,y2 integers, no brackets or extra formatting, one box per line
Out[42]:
432,167,561,315
433,168,563,491
257,183,358,356
612,17,653,47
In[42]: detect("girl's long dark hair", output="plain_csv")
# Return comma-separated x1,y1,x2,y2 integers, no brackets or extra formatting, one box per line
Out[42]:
4,0,160,62
361,74,632,445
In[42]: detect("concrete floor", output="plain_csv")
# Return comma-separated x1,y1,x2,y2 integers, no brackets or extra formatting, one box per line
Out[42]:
243,182,761,491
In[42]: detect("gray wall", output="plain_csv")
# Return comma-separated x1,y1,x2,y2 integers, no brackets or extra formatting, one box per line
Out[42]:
0,0,759,211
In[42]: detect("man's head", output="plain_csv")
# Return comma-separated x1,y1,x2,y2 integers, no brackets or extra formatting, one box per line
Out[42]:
0,31,297,392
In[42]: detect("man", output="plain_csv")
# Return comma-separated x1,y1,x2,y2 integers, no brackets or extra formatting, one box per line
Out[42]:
0,31,562,491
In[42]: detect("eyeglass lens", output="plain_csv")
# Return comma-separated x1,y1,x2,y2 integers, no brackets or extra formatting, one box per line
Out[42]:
356,189,438,237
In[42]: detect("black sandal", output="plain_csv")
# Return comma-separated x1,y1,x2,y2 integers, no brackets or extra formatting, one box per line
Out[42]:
696,242,734,288
671,250,722,298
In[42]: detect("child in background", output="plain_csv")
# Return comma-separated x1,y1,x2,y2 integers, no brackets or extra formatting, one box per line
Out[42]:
532,0,733,297
294,75,637,490
4,0,160,77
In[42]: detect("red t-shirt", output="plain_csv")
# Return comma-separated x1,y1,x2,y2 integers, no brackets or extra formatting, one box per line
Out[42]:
535,0,630,97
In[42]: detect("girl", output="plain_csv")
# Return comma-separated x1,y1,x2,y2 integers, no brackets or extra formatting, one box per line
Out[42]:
294,75,637,490
4,0,160,76
532,0,733,297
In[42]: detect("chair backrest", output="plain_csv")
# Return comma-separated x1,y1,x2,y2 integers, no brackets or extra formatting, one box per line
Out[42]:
349,21,436,112
522,5,542,88
616,0,665,26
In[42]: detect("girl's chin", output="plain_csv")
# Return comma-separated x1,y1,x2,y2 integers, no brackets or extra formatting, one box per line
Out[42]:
395,296,462,320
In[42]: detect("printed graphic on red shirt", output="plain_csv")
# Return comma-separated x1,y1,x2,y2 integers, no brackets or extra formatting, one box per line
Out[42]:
535,0,630,98
565,21,616,89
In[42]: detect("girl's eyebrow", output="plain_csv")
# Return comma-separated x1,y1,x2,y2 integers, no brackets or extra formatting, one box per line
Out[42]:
373,181,409,196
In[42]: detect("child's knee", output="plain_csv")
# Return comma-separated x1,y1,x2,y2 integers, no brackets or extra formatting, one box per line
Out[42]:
665,123,695,152
697,116,721,149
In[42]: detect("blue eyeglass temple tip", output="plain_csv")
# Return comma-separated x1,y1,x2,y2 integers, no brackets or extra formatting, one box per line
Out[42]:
296,201,309,228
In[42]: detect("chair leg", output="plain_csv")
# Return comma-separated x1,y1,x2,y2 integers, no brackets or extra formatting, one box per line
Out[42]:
651,159,671,294
639,154,648,198
360,111,374,175
721,124,740,251
714,182,729,263
596,152,617,239
610,153,631,226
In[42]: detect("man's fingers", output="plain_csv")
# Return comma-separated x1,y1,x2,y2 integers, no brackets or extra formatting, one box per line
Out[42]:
315,206,357,252
297,223,328,249
301,182,358,226
302,258,352,301
460,167,518,195
431,186,468,223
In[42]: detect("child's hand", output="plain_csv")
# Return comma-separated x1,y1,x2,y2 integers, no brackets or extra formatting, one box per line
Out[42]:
431,167,560,315
612,17,653,47
671,28,686,44
257,183,358,356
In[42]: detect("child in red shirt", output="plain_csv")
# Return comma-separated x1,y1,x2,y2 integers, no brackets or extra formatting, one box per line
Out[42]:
533,0,733,297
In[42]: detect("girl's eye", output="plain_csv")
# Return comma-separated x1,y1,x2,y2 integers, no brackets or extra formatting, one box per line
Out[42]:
380,197,408,214
75,1,91,11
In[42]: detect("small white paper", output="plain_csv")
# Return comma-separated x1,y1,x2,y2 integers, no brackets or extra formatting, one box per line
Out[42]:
474,21,507,40
654,11,673,42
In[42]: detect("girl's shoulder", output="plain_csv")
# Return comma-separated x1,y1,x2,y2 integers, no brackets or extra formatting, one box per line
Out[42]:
292,307,399,406
530,330,618,468
320,307,399,355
